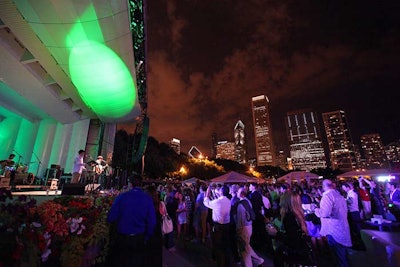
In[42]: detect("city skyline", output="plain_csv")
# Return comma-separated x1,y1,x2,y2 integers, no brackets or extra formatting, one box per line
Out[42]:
119,0,400,158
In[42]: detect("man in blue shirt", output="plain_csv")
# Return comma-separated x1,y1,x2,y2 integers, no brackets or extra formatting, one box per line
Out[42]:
107,174,156,266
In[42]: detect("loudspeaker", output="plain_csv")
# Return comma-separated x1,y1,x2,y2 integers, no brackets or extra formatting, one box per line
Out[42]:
85,183,101,192
62,183,85,195
0,177,10,188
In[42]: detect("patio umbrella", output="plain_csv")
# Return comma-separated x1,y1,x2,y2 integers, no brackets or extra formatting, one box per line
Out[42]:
210,171,262,184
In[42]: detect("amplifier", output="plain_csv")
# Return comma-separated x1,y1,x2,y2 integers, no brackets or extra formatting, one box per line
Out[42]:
62,183,85,195
0,177,10,188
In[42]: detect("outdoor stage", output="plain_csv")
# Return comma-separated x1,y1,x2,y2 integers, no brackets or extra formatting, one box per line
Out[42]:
9,184,104,204
11,188,61,204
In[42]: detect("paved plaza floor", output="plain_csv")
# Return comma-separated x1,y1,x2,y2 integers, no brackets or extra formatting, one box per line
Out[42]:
162,235,376,267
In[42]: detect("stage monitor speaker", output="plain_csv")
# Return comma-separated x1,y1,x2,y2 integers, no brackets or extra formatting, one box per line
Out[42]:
0,177,10,188
62,183,85,195
85,183,101,192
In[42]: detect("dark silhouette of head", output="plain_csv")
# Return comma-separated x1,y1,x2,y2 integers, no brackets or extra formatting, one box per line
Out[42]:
129,172,143,187
220,185,230,197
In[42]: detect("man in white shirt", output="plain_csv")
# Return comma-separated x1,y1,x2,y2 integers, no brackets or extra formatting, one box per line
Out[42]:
204,184,232,267
387,182,400,207
236,187,264,267
314,179,352,267
71,150,86,183
342,182,364,250
386,181,400,221
342,182,360,213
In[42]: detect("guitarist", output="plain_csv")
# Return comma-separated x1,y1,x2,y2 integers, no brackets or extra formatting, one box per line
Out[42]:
95,155,108,187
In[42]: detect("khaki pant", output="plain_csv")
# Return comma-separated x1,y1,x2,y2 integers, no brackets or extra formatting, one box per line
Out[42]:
237,225,264,267
71,172,81,183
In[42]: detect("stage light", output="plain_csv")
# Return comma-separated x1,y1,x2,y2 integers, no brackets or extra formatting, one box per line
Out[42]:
376,175,395,182
69,40,136,119
67,4,137,121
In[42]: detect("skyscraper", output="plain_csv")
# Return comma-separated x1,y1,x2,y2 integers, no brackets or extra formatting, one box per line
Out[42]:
385,140,400,169
251,95,276,166
211,132,218,158
188,146,202,158
216,141,236,161
169,138,181,155
276,150,288,171
322,110,357,171
234,120,247,164
286,109,327,171
360,133,388,169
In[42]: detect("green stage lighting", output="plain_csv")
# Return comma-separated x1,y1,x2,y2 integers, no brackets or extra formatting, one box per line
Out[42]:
67,4,137,120
69,40,136,118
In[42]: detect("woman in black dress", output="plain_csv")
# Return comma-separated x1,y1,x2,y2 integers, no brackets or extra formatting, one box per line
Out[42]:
267,191,314,267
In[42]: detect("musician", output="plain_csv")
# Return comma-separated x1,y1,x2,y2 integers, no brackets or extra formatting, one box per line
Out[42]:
0,154,16,189
71,150,86,183
95,156,107,171
0,153,16,169
95,155,108,187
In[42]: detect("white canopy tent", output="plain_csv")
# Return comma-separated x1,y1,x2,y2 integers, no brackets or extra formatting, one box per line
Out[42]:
336,169,400,182
210,171,264,184
277,171,321,184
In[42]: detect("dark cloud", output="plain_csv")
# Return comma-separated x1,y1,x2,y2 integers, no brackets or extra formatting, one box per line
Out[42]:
144,0,400,157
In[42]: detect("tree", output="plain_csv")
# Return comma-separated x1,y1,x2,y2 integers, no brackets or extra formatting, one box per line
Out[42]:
112,129,130,170
184,158,225,181
143,137,186,179
257,165,287,178
213,158,247,173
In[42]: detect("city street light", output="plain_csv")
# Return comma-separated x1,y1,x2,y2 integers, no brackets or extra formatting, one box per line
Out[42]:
179,166,187,175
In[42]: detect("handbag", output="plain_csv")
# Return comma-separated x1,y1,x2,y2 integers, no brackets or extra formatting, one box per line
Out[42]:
161,214,173,235
310,236,335,266
281,220,316,266
278,234,315,266
301,232,316,265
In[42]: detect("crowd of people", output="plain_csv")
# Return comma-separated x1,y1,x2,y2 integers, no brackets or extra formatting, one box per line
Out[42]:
106,174,400,267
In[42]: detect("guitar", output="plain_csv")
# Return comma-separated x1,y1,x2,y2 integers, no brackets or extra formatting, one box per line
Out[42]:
95,164,103,175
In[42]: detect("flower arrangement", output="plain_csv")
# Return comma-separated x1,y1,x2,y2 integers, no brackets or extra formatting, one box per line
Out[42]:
0,188,117,267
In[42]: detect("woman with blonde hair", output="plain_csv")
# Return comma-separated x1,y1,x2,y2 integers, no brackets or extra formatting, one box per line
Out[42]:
267,191,314,266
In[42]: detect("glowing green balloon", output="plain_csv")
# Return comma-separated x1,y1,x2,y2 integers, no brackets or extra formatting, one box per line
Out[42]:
69,40,136,118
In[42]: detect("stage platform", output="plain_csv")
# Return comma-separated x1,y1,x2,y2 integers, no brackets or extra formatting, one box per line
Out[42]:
9,189,61,204
10,188,109,205
12,189,62,196
8,183,102,194
14,184,46,191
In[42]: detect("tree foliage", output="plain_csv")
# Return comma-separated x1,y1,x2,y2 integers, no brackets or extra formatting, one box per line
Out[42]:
213,158,248,173
183,158,225,181
143,137,186,178
113,131,343,181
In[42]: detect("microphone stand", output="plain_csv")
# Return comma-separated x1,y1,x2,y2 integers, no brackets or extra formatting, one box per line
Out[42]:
32,151,42,180
12,149,23,165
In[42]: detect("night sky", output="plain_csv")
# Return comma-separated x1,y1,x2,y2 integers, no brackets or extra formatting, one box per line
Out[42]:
120,0,400,158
